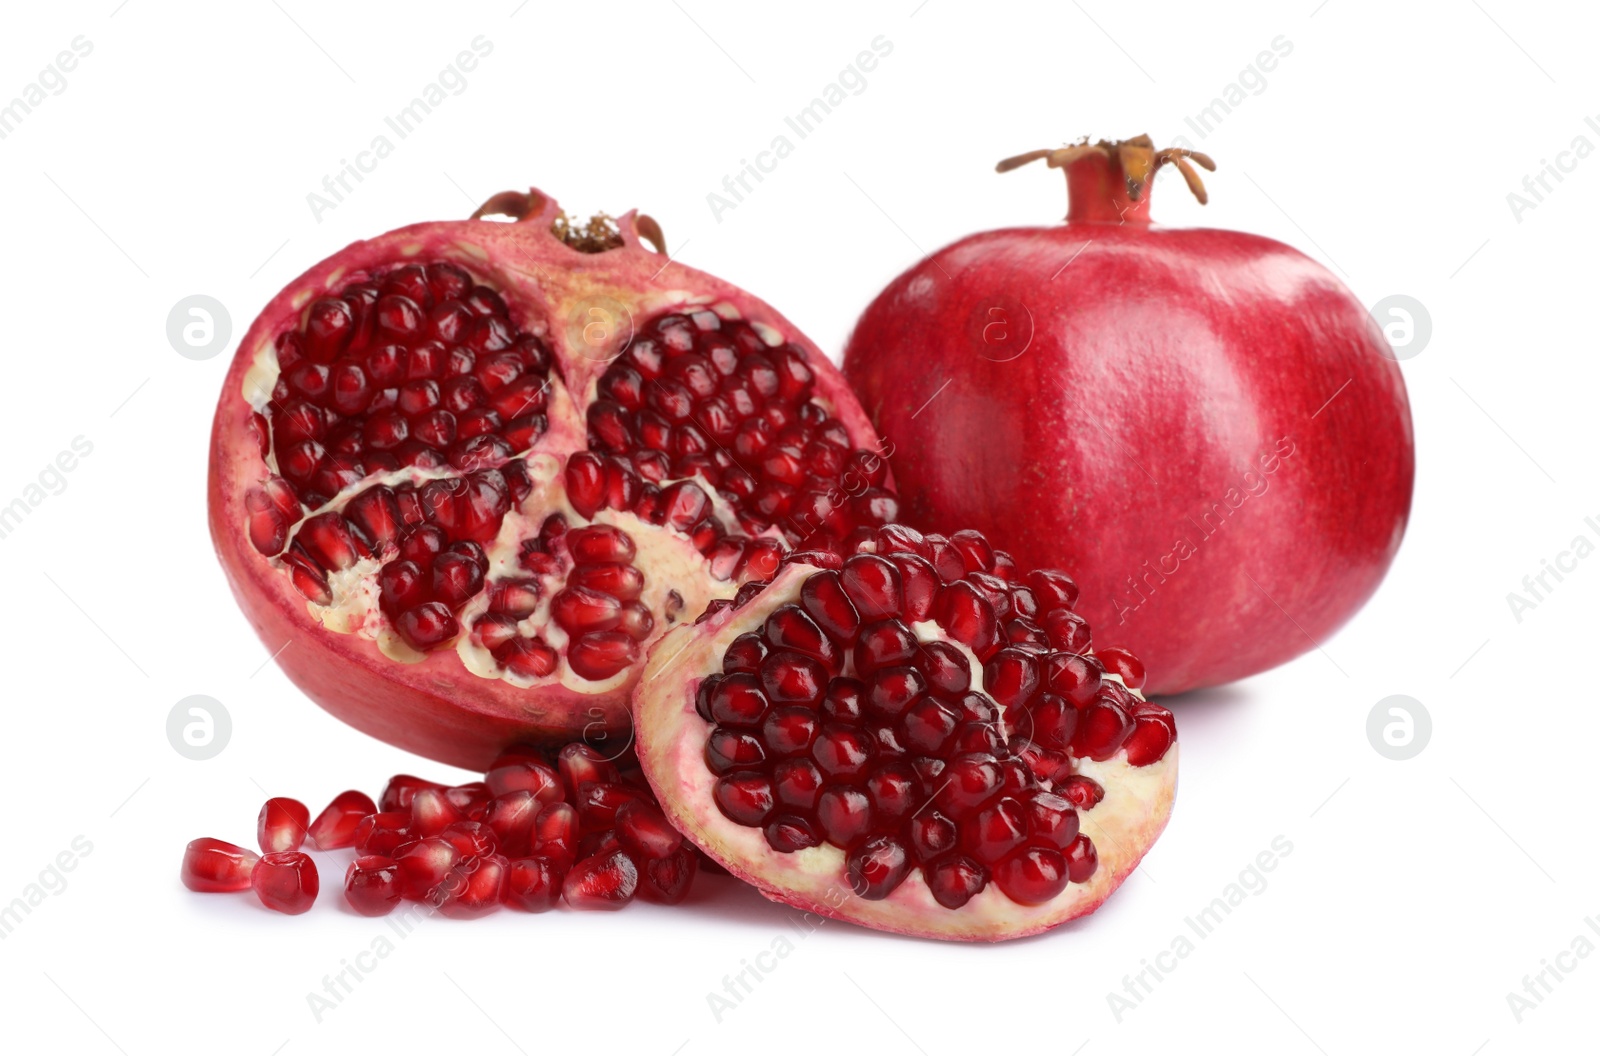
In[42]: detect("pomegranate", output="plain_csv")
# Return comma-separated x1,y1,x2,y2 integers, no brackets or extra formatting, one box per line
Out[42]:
841,136,1414,693
633,524,1177,941
210,189,896,769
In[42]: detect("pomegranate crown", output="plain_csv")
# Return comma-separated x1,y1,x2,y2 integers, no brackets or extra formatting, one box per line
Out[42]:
470,187,668,254
997,134,1214,224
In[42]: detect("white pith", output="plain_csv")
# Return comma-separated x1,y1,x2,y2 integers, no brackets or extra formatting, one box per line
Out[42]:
635,562,1179,941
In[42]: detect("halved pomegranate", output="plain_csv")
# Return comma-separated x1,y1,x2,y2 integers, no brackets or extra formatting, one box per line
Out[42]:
210,190,896,769
634,525,1177,941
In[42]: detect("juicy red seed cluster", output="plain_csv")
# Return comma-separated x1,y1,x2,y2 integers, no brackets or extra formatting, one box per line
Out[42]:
181,744,699,917
568,310,898,560
467,518,660,682
698,525,1174,908
266,262,553,510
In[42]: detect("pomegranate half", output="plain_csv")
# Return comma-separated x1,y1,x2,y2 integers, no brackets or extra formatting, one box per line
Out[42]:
842,137,1414,694
634,525,1177,941
210,189,896,770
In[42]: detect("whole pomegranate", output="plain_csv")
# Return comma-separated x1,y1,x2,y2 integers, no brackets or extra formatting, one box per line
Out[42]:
634,524,1177,941
209,189,897,769
842,136,1414,694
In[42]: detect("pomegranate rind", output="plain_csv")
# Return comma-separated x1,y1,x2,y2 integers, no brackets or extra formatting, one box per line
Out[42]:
209,192,886,771
634,562,1178,942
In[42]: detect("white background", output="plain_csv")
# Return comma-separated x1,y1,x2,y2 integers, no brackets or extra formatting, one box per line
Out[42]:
0,1,1593,1052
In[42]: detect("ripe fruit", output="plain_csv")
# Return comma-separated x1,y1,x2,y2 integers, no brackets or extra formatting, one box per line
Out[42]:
842,136,1413,693
211,189,897,770
257,797,310,852
252,851,319,914
344,856,402,916
181,838,259,892
634,524,1177,941
308,790,379,850
182,741,700,916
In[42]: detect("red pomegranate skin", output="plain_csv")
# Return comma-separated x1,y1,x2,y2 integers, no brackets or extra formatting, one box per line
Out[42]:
843,148,1413,694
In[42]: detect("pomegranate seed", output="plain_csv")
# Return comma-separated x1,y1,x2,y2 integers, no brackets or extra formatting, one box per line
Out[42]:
345,855,402,916
504,856,565,911
1063,833,1098,883
442,820,499,858
568,631,640,681
908,813,958,863
847,834,912,899
307,790,378,850
765,815,822,852
395,837,460,901
556,743,619,789
181,838,259,892
1045,652,1102,706
764,605,841,673
961,797,1029,865
1059,774,1105,810
484,759,564,803
759,650,827,707
1071,695,1135,761
257,797,310,853
437,854,508,918
615,801,684,859
354,811,411,856
481,792,541,857
533,802,579,865
815,786,875,848
925,855,988,909
409,787,464,836
252,852,319,914
1097,646,1147,690
638,846,698,903
714,774,775,826
563,850,639,910
1124,703,1177,766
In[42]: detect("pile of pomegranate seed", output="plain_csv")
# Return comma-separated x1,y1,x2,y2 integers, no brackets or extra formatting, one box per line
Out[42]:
181,744,696,915
694,525,1175,908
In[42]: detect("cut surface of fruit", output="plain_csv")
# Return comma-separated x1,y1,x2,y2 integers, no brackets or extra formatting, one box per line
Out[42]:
211,190,896,769
634,525,1177,941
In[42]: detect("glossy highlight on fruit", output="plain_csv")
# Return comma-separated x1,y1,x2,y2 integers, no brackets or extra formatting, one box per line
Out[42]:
210,189,896,769
842,136,1413,694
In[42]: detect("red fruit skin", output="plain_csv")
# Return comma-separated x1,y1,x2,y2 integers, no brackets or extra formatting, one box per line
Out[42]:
209,190,885,771
843,158,1412,694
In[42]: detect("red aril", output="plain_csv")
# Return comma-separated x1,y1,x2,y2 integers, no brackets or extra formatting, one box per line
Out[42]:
307,790,379,850
211,190,896,771
345,855,402,916
634,524,1177,941
252,851,319,914
181,838,259,892
257,797,310,853
841,136,1413,694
